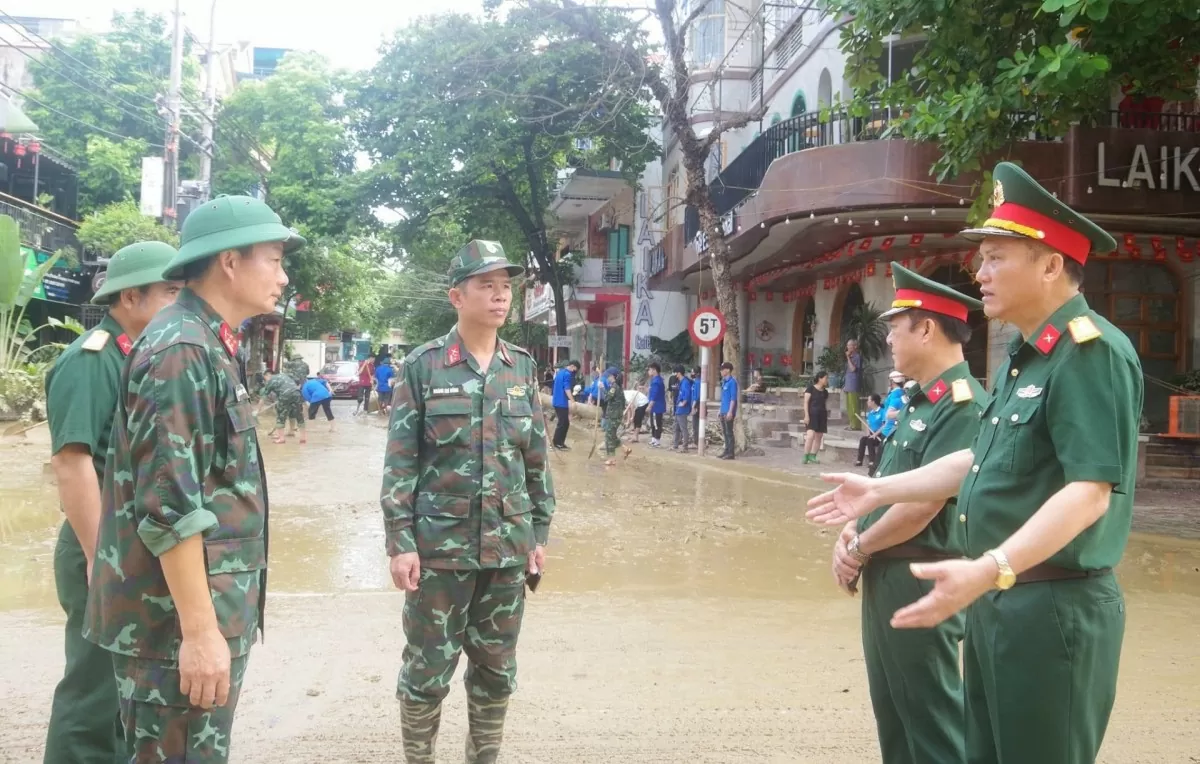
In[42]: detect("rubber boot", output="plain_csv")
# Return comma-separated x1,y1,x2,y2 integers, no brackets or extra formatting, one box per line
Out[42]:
464,696,509,764
400,699,442,764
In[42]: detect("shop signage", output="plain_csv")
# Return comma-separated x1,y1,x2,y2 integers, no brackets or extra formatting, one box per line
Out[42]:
1097,141,1199,192
23,246,89,304
691,211,736,254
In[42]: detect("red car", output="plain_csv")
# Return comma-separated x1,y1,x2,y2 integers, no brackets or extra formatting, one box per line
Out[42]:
319,360,364,399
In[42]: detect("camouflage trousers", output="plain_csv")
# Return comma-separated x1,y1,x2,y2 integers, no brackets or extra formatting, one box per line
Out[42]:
399,566,526,764
112,653,249,763
274,395,305,430
603,418,621,455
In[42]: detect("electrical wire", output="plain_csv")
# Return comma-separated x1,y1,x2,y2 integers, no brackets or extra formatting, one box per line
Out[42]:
0,82,165,148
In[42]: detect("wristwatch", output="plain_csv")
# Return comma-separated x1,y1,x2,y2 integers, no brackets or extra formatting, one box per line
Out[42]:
984,548,1016,590
848,534,870,564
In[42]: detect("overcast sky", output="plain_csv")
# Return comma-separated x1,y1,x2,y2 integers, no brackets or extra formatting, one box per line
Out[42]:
4,0,487,70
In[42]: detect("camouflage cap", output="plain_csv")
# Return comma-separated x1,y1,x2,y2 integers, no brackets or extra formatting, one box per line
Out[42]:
448,240,525,287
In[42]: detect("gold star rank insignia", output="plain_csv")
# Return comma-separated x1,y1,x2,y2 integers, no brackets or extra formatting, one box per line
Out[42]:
1067,316,1101,344
82,330,111,352
951,378,974,403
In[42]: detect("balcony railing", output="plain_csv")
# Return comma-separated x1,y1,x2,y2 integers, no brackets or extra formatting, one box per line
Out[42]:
683,107,1199,243
601,258,628,285
0,192,86,259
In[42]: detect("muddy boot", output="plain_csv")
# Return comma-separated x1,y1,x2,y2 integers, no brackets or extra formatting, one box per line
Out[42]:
400,699,442,764
464,696,509,764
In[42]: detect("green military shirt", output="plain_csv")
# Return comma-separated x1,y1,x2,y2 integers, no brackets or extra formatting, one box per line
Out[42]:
262,372,302,404
957,294,1142,569
46,314,133,479
858,361,986,555
380,326,556,570
84,288,267,661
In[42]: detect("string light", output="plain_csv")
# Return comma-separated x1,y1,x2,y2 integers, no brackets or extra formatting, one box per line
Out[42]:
903,215,909,222
848,219,853,225
785,218,791,224
1087,186,1094,194
931,209,937,216
809,212,815,218
760,222,766,228
958,198,965,205
874,219,880,226
834,217,839,223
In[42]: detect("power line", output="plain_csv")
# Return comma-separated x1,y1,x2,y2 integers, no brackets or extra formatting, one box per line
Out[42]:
0,82,164,148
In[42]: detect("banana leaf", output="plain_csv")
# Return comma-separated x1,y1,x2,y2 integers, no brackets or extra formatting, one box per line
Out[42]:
0,216,22,307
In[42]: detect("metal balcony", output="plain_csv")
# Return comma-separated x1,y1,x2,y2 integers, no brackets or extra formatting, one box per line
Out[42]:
0,192,89,260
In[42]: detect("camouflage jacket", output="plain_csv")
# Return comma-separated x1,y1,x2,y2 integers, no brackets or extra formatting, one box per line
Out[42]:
380,326,556,570
84,287,268,661
604,380,625,419
284,358,309,382
262,372,302,403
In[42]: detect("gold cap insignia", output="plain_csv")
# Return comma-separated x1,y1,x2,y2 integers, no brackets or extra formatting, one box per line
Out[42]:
992,179,1005,208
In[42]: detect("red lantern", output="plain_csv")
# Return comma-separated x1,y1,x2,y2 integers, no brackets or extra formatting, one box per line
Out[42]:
1151,236,1167,261
766,291,773,302
866,262,876,276
763,353,773,366
885,262,893,277
748,290,758,302
781,354,792,367
909,234,925,247
858,238,873,251
881,236,895,250
747,352,756,365
14,142,25,168
28,141,39,154
1177,237,1194,263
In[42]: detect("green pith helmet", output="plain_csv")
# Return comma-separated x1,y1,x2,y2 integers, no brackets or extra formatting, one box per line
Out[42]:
879,263,983,322
960,161,1117,264
447,240,525,287
163,195,305,280
90,241,179,305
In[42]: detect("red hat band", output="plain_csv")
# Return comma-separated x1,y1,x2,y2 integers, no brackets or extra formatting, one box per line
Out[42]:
892,289,969,322
983,202,1091,264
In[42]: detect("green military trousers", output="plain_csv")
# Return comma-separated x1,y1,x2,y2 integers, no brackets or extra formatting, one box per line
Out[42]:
44,521,124,764
112,653,250,763
398,565,527,705
862,558,966,764
965,574,1125,764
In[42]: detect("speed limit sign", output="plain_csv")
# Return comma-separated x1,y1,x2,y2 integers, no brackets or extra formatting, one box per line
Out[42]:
688,307,726,347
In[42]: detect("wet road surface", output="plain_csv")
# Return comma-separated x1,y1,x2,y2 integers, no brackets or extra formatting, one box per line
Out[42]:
1,400,1198,762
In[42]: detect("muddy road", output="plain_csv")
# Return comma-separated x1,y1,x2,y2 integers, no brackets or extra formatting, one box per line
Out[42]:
2,401,1198,763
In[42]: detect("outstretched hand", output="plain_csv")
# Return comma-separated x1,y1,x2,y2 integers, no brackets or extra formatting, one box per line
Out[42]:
890,557,996,629
805,472,883,526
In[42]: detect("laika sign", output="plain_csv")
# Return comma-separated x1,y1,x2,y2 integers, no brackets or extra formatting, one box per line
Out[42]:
1096,141,1199,192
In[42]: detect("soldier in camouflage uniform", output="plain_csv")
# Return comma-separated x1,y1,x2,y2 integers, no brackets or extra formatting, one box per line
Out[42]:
85,195,303,763
43,241,180,764
284,352,309,383
260,369,306,444
601,367,626,461
380,240,556,764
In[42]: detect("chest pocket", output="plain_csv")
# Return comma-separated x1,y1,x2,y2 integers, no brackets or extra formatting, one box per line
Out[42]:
502,397,533,450
221,401,259,476
999,402,1045,473
424,396,473,448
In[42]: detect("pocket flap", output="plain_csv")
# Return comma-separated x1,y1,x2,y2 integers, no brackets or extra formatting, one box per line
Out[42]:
503,398,532,417
502,492,532,516
426,397,473,416
415,493,472,518
227,402,258,432
204,536,267,575
1008,405,1039,426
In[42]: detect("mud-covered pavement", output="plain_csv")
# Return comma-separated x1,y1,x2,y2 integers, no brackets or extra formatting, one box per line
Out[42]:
2,401,1199,763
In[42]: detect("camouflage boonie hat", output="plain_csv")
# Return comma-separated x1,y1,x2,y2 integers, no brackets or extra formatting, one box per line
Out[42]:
164,195,305,280
90,240,178,305
448,240,525,287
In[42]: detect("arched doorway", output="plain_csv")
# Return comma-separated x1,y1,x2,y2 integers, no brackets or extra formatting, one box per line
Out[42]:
791,91,807,117
817,69,832,108
790,296,816,376
923,263,988,382
837,283,865,344
1083,259,1184,429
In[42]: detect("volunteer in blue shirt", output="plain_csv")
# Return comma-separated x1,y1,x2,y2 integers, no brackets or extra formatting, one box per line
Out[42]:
718,361,739,460
303,374,336,430
551,359,580,451
690,366,701,446
673,365,692,451
647,362,667,448
883,370,906,437
855,393,887,469
375,359,396,416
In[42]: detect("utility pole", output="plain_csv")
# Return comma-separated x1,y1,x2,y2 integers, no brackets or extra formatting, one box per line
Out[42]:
199,0,217,201
163,0,184,227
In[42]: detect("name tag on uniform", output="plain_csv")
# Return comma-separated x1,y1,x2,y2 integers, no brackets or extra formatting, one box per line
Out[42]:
235,384,249,402
429,385,465,398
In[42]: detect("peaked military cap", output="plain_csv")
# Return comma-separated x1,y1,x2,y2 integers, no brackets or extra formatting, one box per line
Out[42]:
163,195,305,280
448,240,525,287
880,263,983,322
91,240,179,305
960,161,1117,264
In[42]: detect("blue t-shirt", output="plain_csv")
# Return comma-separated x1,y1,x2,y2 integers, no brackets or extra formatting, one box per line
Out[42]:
375,364,395,393
552,367,573,408
675,377,693,415
883,387,904,436
866,407,886,434
690,376,700,408
302,379,332,403
648,375,667,414
719,375,739,416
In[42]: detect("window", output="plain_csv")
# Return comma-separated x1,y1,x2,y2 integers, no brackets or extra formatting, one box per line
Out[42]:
791,92,807,117
607,225,630,259
688,0,725,67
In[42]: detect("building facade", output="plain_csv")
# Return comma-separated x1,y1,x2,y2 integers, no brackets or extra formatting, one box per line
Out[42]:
638,0,1199,431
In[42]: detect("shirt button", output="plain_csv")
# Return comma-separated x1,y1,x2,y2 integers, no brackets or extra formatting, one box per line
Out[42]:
903,441,909,447
1011,413,1019,422
959,513,967,523
1010,369,1019,377
992,417,999,424
908,406,915,413
972,465,980,473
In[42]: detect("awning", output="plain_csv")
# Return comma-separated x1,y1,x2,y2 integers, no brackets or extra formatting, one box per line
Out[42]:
0,98,38,134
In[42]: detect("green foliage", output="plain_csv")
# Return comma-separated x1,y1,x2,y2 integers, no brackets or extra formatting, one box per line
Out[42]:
76,201,179,258
649,330,696,366
842,301,889,363
25,11,202,216
1169,370,1200,394
832,0,1200,214
817,345,846,376
353,10,658,334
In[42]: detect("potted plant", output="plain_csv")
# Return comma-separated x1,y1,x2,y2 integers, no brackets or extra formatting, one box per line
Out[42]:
816,344,846,389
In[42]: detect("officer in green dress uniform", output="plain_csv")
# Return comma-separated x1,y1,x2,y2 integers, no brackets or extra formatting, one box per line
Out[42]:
84,196,302,763
808,161,1141,764
830,264,985,764
43,241,181,764
380,240,556,764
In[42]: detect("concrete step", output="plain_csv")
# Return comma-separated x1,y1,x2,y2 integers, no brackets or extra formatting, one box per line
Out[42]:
1138,478,1200,491
1144,465,1200,480
1145,453,1200,468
